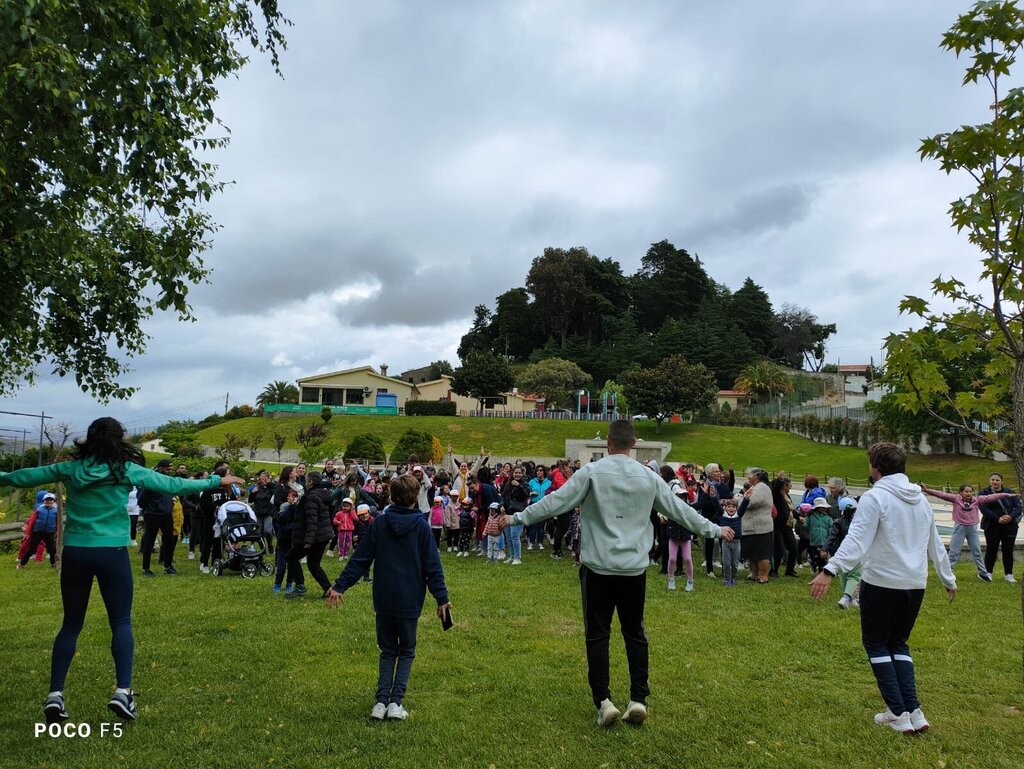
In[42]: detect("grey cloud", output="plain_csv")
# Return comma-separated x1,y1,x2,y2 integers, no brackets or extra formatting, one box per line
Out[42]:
683,183,817,247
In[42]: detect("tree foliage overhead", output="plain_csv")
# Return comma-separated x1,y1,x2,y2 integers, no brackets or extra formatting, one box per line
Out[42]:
631,240,710,332
0,1,289,400
886,0,1024,468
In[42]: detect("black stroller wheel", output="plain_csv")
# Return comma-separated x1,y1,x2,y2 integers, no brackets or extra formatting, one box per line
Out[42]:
211,559,223,577
241,562,258,579
259,561,274,577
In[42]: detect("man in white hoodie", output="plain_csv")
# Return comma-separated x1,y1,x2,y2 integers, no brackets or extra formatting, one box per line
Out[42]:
487,419,733,728
811,442,957,735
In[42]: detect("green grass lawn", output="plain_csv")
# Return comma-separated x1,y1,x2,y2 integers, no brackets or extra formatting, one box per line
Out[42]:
1,548,1020,769
197,417,1018,488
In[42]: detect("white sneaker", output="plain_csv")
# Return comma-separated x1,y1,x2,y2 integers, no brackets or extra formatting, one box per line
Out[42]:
685,580,694,592
199,565,210,574
446,547,452,552
511,559,522,565
621,701,647,725
668,578,676,591
1006,574,1017,583
837,595,853,610
875,709,914,733
538,544,544,550
130,540,138,547
187,551,195,561
527,543,534,551
596,699,620,727
909,708,929,732
386,703,408,721
370,702,387,721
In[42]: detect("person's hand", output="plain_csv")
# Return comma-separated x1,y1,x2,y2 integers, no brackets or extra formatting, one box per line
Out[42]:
436,601,452,620
947,587,957,603
819,550,829,560
219,474,244,487
326,588,345,609
810,571,832,600
511,479,518,487
480,445,485,455
999,514,1012,524
919,483,929,491
719,526,735,542
304,543,311,550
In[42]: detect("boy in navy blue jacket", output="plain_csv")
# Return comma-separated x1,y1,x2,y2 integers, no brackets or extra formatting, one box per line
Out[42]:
327,473,452,721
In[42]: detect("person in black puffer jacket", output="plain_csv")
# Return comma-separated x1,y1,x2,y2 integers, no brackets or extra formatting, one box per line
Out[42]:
287,472,334,598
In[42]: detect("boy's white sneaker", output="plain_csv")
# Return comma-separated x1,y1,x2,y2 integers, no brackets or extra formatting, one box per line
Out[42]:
621,701,647,725
370,702,387,721
596,699,620,727
909,708,929,732
1006,574,1017,583
684,580,694,592
386,703,408,721
668,578,676,591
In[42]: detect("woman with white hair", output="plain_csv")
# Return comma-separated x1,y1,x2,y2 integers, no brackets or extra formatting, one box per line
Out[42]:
739,468,774,583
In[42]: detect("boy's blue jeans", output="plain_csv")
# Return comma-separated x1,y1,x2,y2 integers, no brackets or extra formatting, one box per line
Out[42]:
376,615,418,705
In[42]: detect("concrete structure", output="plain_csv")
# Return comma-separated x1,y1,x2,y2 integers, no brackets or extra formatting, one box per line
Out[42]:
717,390,749,410
564,438,671,465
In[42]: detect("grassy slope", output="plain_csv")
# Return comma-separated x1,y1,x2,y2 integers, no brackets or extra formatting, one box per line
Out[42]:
1,551,1020,769
197,417,1018,487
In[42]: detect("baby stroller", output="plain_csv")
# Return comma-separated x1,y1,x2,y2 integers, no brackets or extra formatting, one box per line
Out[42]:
211,500,274,579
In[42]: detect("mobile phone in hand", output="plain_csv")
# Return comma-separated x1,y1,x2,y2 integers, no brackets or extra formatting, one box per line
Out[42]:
441,606,454,631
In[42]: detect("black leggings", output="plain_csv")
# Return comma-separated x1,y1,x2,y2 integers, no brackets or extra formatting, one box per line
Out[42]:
129,516,139,541
445,528,459,548
53,546,133,691
305,540,332,593
773,527,797,574
552,514,570,556
140,514,174,570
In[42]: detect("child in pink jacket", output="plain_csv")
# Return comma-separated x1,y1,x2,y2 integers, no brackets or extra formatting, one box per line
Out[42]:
921,483,1018,581
333,498,357,560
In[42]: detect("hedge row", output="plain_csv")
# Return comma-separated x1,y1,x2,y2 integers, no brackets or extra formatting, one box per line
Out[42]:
405,401,457,417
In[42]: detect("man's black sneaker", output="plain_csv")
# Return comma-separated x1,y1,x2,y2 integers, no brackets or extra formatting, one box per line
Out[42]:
141,570,155,577
108,690,137,720
164,567,178,575
43,693,69,724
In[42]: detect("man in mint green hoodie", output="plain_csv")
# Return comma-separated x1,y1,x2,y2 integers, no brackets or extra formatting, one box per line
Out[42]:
488,419,733,727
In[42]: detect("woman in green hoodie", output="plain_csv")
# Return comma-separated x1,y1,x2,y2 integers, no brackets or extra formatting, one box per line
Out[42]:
0,417,242,725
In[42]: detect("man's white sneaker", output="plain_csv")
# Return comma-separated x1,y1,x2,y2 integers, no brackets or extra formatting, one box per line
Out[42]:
370,702,387,721
621,701,647,725
837,595,853,610
875,709,914,733
668,578,676,591
199,565,210,574
909,708,929,733
1006,574,1017,583
596,699,620,727
511,559,522,565
385,703,408,721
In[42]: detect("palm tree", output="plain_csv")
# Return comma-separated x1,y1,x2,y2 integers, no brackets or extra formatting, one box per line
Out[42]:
256,380,299,407
733,361,794,404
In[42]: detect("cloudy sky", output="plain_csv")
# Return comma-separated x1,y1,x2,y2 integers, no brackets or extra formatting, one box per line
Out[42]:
0,0,989,438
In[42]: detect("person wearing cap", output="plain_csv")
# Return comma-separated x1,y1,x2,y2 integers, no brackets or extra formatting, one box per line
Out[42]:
486,419,733,727
137,459,179,577
456,496,477,556
18,492,59,568
823,497,862,609
811,443,956,735
333,498,357,560
442,487,460,551
807,497,833,573
485,501,505,561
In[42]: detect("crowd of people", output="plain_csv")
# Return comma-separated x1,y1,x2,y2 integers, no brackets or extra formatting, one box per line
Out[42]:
3,416,1020,731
